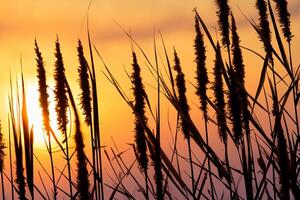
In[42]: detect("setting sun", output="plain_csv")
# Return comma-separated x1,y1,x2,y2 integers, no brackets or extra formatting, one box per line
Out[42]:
25,82,62,148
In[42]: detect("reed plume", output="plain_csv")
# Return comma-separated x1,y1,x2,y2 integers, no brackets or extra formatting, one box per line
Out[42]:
194,16,216,198
54,38,69,136
130,50,150,199
213,43,227,142
131,51,148,171
65,78,91,200
77,40,92,126
229,14,245,143
231,14,245,86
54,38,74,198
131,50,149,200
228,70,243,143
215,0,230,47
173,49,197,196
35,40,50,132
194,16,209,119
35,40,57,200
173,49,190,139
273,0,292,42
231,14,254,199
256,0,272,59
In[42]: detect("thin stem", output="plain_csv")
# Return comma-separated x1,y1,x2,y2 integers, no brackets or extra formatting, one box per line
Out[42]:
204,117,215,200
187,138,195,199
48,133,57,200
8,115,14,200
65,128,73,198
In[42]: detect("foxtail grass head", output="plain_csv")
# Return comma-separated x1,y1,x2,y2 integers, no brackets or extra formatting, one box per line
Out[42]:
215,0,231,47
35,40,51,133
273,0,292,42
131,51,148,170
77,40,92,126
256,0,273,59
213,43,227,142
54,38,69,136
194,16,209,119
173,49,190,139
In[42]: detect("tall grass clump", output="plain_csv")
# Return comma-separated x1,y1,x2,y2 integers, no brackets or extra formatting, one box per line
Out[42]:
53,38,73,198
21,72,34,199
87,30,104,200
0,0,298,199
173,49,196,196
9,81,26,200
35,40,57,200
194,16,216,199
131,51,149,200
65,76,91,200
77,39,97,199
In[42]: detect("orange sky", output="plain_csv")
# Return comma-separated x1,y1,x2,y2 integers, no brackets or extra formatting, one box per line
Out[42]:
0,0,299,199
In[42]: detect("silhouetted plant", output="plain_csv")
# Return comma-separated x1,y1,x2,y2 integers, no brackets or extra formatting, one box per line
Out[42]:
78,40,92,126
35,40,57,200
131,51,149,199
9,85,26,200
273,0,292,42
54,38,69,136
194,16,208,119
173,49,190,139
35,40,50,132
215,0,230,47
65,78,91,200
256,0,273,60
213,43,227,143
21,73,34,199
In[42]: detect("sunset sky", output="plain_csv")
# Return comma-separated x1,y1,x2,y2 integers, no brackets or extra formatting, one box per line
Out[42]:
0,0,299,198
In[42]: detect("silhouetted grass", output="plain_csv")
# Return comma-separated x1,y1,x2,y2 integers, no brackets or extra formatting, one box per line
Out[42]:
1,0,299,199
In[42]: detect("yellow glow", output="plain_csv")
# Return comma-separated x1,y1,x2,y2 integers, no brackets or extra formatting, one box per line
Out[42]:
26,81,61,148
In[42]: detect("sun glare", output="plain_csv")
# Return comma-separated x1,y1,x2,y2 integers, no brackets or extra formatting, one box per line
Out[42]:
26,82,60,148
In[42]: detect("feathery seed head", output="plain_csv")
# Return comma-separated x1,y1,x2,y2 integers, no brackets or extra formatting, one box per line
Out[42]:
131,51,148,170
215,0,231,47
35,41,51,133
77,40,92,126
173,49,190,139
194,16,209,118
54,39,69,134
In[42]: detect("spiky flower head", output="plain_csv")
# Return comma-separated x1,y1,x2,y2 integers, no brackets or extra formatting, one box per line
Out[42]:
228,68,243,144
231,14,245,86
194,16,209,119
35,40,51,133
215,0,231,47
213,43,227,142
273,0,292,42
256,0,273,59
54,38,69,135
173,49,190,139
131,51,148,170
77,40,92,126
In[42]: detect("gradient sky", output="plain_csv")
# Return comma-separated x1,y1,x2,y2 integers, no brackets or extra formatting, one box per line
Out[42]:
0,0,299,198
